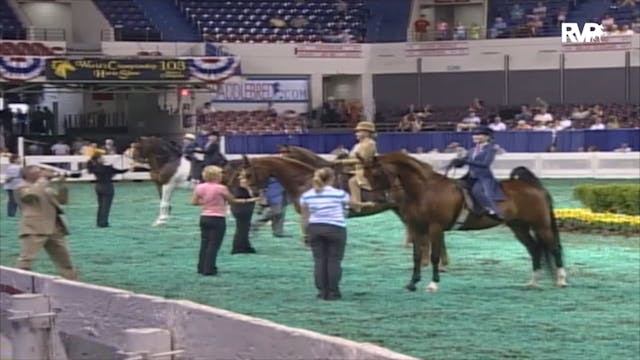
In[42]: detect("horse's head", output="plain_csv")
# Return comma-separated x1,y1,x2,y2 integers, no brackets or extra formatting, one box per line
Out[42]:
222,159,246,189
358,153,396,193
131,136,181,166
239,154,267,194
129,137,149,163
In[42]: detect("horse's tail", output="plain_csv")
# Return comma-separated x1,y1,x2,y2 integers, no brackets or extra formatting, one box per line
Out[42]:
509,166,562,269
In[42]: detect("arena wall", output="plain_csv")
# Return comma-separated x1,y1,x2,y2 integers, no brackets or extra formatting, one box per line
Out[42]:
0,266,418,360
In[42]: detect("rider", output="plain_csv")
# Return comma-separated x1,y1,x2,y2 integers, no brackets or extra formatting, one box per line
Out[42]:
334,121,377,212
182,133,203,183
449,126,504,221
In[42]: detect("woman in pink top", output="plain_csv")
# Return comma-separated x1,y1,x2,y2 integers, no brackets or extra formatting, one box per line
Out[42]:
192,165,259,276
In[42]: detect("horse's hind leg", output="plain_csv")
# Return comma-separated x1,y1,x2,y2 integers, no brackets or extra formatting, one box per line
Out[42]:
154,184,173,226
425,227,443,292
508,223,543,287
533,226,567,287
406,230,423,292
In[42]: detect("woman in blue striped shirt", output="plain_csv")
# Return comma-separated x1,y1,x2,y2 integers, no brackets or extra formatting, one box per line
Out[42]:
300,167,372,300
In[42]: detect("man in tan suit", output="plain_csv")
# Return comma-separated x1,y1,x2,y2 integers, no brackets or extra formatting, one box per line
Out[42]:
334,121,377,212
15,165,77,280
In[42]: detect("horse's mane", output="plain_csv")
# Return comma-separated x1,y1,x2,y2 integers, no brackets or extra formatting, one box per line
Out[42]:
283,145,332,167
254,155,316,173
378,152,437,181
140,136,182,159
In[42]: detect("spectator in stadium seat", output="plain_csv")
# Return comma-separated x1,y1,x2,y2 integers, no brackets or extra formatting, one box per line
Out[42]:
533,108,553,123
527,15,544,36
619,0,637,7
555,9,567,27
554,116,572,130
411,115,424,132
589,117,606,130
533,2,547,17
469,23,481,39
514,120,533,130
336,0,348,16
532,121,551,131
602,15,615,29
571,106,590,120
516,105,533,122
456,111,481,131
511,4,524,21
453,22,467,40
270,15,287,28
414,15,430,41
614,143,632,152
619,24,635,35
290,15,309,28
437,19,450,40
490,17,507,38
470,98,484,112
632,17,640,33
489,116,506,131
397,115,412,132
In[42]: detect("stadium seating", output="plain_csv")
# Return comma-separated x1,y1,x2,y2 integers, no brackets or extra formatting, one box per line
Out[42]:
93,0,162,41
0,0,24,40
177,0,369,43
487,0,639,39
198,110,305,134
0,41,60,56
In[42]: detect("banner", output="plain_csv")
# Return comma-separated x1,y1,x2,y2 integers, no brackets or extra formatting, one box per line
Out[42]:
295,44,363,58
213,78,309,102
45,58,190,81
405,41,469,57
0,56,45,81
561,35,633,52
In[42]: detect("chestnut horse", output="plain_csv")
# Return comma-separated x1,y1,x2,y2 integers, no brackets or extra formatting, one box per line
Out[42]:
236,154,448,267
360,152,566,292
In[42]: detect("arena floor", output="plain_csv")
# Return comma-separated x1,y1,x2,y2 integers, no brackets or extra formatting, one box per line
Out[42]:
1,180,638,360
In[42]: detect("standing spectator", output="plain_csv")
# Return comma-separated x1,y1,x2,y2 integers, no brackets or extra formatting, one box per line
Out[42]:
87,152,129,228
410,115,424,132
300,167,367,300
42,106,54,134
490,17,507,38
253,177,288,237
191,166,259,276
3,154,22,217
414,15,430,41
51,140,70,155
203,132,227,167
14,165,78,279
230,175,257,254
532,2,547,17
555,8,567,26
103,139,117,154
468,23,481,39
15,109,27,135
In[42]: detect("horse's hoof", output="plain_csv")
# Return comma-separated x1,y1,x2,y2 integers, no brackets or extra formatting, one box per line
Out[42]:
152,221,166,227
426,282,439,292
440,267,448,273
526,281,541,289
405,284,417,292
556,280,568,288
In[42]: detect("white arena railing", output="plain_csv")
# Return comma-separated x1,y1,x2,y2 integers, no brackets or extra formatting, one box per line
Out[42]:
1,152,638,183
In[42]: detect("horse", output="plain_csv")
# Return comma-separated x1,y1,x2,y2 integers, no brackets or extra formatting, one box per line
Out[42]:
277,145,449,266
130,136,191,226
360,151,566,292
236,154,449,268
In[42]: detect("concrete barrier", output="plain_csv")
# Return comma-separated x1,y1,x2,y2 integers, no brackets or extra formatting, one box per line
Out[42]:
0,266,418,360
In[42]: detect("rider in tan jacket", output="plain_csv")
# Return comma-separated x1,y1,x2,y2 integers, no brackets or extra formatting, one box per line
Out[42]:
334,121,377,212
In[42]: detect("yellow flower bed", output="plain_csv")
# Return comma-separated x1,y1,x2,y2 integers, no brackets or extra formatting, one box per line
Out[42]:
554,208,640,235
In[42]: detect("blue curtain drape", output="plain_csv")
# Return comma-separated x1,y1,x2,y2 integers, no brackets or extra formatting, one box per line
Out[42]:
225,129,639,154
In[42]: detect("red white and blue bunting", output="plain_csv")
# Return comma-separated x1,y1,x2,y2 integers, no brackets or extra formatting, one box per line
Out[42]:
188,57,241,83
0,56,45,81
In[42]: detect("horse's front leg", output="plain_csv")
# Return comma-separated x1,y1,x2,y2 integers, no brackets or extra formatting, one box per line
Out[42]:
426,227,444,292
406,230,423,291
153,184,173,226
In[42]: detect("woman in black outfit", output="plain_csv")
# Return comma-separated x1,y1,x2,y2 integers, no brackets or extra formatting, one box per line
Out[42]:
230,175,257,254
87,152,129,227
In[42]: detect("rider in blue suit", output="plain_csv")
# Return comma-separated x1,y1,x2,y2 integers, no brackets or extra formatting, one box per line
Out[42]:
449,126,505,221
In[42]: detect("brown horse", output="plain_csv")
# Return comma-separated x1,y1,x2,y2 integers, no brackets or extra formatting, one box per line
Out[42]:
360,151,566,292
236,154,448,267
